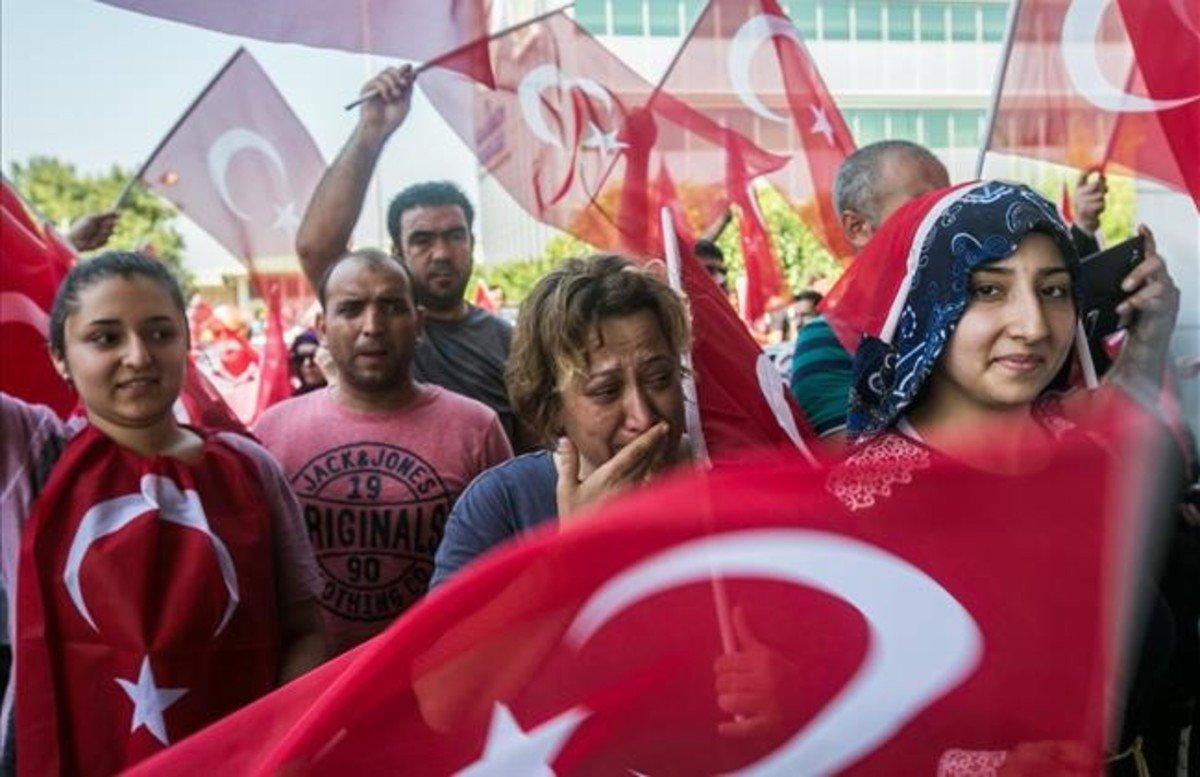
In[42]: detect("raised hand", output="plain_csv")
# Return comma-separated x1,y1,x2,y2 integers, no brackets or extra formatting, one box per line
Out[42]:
357,65,416,141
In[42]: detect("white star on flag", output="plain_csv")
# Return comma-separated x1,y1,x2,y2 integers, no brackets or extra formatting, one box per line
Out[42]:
456,702,589,776
115,655,189,746
808,104,835,146
271,201,301,233
581,123,628,157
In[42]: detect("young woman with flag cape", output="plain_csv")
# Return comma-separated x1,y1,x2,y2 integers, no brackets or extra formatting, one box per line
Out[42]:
0,251,325,775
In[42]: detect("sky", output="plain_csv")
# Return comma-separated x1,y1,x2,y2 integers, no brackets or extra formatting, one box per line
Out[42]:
1,0,481,282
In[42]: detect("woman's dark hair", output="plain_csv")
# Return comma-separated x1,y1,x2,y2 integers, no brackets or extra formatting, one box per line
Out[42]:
48,250,187,358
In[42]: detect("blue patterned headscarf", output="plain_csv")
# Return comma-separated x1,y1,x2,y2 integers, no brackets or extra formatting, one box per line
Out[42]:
847,181,1079,438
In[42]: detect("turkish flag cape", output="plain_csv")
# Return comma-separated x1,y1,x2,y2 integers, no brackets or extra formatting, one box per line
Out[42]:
16,425,280,775
131,396,1166,775
659,0,856,260
657,168,818,464
986,0,1200,210
418,11,785,253
0,178,78,418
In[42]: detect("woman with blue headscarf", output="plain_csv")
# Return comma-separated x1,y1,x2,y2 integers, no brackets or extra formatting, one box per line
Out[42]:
826,181,1182,774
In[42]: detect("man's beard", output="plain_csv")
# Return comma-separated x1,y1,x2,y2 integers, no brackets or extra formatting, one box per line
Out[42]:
416,276,469,312
339,359,407,393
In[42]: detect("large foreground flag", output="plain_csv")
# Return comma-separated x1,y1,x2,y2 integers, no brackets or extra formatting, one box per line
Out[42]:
419,11,785,254
132,397,1166,774
985,0,1200,210
137,48,326,266
97,0,493,85
660,0,856,260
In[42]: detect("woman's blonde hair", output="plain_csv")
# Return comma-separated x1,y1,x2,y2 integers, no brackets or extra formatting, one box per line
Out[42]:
506,254,691,446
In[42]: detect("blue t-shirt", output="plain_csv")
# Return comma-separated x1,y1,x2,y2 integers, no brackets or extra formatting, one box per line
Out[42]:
431,450,558,587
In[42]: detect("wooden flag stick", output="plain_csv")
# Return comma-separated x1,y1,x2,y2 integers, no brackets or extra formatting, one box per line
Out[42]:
342,3,575,111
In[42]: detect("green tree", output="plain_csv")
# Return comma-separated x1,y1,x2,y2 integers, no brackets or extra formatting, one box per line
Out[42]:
8,156,194,292
470,232,596,304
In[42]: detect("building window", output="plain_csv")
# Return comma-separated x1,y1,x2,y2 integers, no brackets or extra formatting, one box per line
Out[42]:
951,4,978,41
822,2,852,39
855,109,888,144
791,0,818,37
918,2,947,41
648,0,679,35
889,109,919,141
575,0,608,34
952,108,983,146
982,4,1008,41
856,1,883,39
612,0,643,35
887,2,916,40
684,0,706,29
923,109,950,147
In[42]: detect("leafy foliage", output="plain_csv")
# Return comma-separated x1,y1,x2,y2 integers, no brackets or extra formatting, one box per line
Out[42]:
8,156,194,293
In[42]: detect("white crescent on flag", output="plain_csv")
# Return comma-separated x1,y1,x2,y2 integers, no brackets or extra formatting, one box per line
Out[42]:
516,64,618,151
0,291,50,335
566,528,982,776
63,473,241,636
205,127,292,221
727,14,805,124
1061,0,1200,113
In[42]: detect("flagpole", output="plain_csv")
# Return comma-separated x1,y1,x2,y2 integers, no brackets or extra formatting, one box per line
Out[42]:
112,47,247,212
342,3,576,111
975,0,1022,179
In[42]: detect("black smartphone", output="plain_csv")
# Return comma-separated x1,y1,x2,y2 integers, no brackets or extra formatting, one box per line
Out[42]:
1077,235,1145,372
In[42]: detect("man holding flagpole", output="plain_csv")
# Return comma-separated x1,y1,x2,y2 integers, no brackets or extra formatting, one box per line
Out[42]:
296,66,532,453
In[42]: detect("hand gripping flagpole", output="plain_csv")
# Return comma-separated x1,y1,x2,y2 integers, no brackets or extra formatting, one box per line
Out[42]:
342,3,577,111
975,0,1022,178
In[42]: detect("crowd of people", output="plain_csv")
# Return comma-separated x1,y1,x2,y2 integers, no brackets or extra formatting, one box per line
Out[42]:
1,63,1197,775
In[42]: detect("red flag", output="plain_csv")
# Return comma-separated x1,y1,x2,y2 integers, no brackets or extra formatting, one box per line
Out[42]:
1059,179,1076,224
17,425,281,774
418,11,785,254
177,360,250,435
986,0,1200,210
130,401,1162,775
471,278,497,313
253,282,292,421
0,179,78,417
97,0,493,86
660,0,857,260
727,139,788,324
658,168,817,464
140,48,326,266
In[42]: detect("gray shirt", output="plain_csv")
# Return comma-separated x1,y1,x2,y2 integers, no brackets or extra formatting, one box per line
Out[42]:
413,306,519,447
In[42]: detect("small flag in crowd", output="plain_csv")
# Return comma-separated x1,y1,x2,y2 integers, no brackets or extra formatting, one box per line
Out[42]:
985,0,1200,209
136,48,325,267
660,0,857,261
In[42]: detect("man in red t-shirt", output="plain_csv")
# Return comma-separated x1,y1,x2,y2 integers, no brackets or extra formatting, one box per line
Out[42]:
255,249,512,653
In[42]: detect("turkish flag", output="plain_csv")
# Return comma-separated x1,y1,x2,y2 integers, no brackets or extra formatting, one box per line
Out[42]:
97,0,493,86
657,168,818,464
140,48,325,266
660,0,856,261
130,396,1166,775
727,139,788,324
0,179,78,417
252,281,291,422
177,360,250,436
418,11,785,254
16,424,281,774
986,0,1200,210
